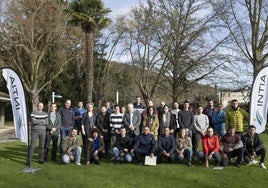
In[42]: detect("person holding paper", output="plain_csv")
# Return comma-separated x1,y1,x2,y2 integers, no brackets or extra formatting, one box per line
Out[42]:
131,126,156,165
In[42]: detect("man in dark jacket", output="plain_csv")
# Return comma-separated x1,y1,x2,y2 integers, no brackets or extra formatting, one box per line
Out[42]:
59,99,75,153
157,126,175,163
242,125,266,169
112,127,132,164
131,126,156,165
96,106,110,157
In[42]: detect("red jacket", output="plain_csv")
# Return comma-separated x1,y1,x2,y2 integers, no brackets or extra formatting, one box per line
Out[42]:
202,134,220,155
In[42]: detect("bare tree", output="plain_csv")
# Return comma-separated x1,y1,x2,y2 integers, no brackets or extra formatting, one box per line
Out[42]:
94,26,124,108
146,0,231,102
209,0,268,78
114,7,170,106
0,0,74,109
115,0,230,103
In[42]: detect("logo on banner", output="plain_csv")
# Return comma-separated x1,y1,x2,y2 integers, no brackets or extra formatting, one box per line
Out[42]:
250,66,268,133
256,110,263,125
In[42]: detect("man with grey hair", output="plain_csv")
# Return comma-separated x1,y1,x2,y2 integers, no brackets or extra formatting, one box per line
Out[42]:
59,99,75,153
124,103,141,141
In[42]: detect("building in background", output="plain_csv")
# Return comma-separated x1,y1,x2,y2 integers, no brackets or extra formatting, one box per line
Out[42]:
0,91,10,127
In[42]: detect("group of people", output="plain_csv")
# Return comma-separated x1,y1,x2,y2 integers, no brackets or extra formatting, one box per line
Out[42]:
25,97,266,169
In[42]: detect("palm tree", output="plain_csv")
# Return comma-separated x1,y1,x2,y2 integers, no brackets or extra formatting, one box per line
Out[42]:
67,0,111,103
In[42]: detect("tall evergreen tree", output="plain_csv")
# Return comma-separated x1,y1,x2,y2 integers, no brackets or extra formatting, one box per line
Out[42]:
67,0,111,103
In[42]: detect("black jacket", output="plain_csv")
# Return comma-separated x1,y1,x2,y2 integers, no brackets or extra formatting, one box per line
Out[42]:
242,133,264,153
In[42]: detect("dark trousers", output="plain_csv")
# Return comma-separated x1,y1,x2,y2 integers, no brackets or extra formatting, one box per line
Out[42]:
157,151,174,163
221,147,244,166
244,147,266,164
44,134,59,161
85,138,93,162
91,149,105,162
135,148,151,162
104,140,111,157
192,132,201,155
26,128,46,165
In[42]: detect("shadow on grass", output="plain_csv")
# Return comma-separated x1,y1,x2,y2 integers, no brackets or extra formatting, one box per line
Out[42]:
0,144,70,166
0,142,28,165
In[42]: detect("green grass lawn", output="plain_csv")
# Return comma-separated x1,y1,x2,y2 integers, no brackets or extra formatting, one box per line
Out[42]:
1,132,268,188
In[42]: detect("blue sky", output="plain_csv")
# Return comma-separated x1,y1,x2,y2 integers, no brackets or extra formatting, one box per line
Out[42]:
102,0,141,18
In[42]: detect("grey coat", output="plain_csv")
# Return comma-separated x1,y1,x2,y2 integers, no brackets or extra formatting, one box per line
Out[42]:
123,111,141,135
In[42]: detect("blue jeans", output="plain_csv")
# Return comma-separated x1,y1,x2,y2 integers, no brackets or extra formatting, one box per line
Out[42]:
177,148,193,162
112,147,132,162
62,146,82,164
214,125,226,137
60,126,72,152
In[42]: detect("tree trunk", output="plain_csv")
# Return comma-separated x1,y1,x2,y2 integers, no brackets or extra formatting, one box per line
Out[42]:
31,90,40,111
85,30,95,103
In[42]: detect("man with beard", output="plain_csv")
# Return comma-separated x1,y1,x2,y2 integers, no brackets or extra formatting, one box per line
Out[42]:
225,99,248,138
242,125,266,169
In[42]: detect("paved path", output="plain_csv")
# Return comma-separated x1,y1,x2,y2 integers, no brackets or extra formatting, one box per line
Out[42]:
0,126,17,142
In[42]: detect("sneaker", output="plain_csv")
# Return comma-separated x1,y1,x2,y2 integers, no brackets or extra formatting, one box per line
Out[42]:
110,156,115,161
260,163,267,169
251,160,258,165
76,162,81,166
235,163,240,168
